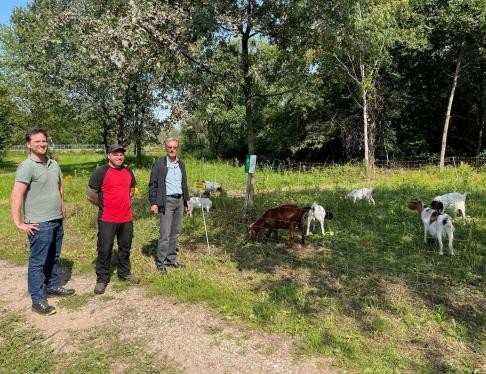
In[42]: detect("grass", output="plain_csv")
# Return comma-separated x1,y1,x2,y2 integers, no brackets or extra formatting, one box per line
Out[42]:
1,150,485,372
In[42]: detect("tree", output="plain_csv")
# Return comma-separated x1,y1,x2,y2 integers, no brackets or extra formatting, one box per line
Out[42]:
435,0,486,170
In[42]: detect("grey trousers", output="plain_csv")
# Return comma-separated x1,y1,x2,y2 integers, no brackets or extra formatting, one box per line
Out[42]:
157,197,183,269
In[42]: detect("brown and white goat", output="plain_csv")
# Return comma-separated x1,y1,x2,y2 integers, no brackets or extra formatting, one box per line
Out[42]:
407,198,455,255
248,204,310,247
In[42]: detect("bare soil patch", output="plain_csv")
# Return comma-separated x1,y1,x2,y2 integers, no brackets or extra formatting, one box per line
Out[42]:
0,261,336,373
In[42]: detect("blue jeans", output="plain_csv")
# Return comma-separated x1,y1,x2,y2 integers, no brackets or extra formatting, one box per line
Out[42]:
28,220,64,303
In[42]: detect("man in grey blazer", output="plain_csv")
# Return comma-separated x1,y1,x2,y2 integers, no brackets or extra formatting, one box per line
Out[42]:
148,138,190,275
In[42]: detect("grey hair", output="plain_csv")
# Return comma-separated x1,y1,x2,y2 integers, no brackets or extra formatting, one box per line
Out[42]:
164,137,179,147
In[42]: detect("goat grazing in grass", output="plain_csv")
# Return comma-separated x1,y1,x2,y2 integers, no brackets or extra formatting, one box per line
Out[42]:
431,192,469,220
305,203,333,236
193,180,225,197
188,197,212,217
346,187,375,205
408,198,455,255
248,205,310,247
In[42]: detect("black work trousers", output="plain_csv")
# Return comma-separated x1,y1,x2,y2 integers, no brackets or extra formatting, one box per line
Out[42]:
96,220,133,283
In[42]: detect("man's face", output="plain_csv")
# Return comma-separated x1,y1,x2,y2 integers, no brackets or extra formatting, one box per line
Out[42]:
165,141,179,158
107,151,125,168
27,133,48,156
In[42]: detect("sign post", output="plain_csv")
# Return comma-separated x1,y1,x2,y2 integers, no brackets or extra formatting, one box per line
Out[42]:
244,155,256,208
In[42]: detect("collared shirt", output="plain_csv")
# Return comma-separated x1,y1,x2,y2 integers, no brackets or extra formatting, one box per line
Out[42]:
165,157,182,195
15,155,63,223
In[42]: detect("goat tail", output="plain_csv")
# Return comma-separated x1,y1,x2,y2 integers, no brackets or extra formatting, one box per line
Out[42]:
325,211,334,220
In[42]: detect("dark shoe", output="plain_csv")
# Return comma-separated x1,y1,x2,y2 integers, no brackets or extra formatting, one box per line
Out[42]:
167,262,185,269
158,267,167,276
46,286,75,297
118,274,140,284
32,300,57,316
94,282,107,295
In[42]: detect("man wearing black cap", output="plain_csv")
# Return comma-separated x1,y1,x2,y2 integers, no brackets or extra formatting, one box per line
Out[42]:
87,144,139,294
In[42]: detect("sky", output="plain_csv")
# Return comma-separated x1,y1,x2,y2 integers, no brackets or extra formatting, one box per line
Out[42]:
0,0,30,25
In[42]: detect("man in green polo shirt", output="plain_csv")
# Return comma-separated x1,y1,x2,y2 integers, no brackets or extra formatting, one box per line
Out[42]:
10,128,75,316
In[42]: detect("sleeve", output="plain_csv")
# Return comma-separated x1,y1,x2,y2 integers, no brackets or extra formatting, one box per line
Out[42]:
148,161,159,205
53,160,63,178
129,168,136,188
15,162,32,184
88,165,107,191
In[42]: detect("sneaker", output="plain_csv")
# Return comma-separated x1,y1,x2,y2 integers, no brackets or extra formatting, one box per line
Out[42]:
46,286,76,297
32,300,57,316
94,282,107,295
167,262,184,269
118,274,140,284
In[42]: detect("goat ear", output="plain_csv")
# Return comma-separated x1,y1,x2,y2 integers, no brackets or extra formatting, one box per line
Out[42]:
432,201,444,213
325,211,333,220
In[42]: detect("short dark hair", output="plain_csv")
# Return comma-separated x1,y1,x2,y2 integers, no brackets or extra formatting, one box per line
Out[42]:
25,128,48,142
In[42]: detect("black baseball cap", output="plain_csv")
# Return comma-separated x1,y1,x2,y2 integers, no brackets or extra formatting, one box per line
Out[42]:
106,144,126,153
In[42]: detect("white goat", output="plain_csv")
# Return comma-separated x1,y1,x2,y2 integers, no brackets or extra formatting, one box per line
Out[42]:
346,187,375,205
408,198,455,255
305,203,333,236
188,197,212,217
431,192,469,220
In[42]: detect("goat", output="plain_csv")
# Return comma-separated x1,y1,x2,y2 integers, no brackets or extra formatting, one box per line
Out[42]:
431,192,469,220
188,197,212,217
305,203,333,236
407,198,455,255
248,204,310,247
193,180,225,197
346,187,375,205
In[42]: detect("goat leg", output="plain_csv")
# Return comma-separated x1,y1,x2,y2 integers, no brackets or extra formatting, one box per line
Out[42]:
448,232,455,256
288,223,295,248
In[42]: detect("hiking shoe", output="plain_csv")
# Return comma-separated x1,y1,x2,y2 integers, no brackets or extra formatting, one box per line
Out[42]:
32,300,57,316
94,282,107,295
46,286,75,297
118,274,140,284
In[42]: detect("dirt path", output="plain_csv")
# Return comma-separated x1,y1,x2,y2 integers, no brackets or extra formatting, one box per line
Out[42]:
0,261,336,373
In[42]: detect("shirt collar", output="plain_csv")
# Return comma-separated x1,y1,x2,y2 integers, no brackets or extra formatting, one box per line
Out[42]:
28,154,51,166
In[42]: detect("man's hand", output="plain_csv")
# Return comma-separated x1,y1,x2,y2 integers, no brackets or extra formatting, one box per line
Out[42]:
16,223,39,236
150,205,159,214
184,202,191,213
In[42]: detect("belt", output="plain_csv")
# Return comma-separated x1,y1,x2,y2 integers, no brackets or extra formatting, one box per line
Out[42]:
167,194,182,199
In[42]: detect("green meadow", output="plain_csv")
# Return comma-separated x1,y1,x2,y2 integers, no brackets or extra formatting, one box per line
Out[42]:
1,150,485,373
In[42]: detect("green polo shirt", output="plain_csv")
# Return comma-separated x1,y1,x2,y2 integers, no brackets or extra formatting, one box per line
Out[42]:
15,155,63,224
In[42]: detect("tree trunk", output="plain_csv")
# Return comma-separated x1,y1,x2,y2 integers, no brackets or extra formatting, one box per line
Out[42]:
360,63,373,177
101,121,109,151
440,40,465,171
476,73,484,157
241,9,255,208
135,105,145,168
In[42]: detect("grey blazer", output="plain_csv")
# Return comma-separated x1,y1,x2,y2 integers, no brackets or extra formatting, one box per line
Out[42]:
148,156,190,213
